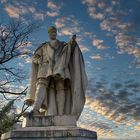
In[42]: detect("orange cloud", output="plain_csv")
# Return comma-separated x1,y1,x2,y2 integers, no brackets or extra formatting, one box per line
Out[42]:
4,4,26,18
47,0,63,17
55,16,82,37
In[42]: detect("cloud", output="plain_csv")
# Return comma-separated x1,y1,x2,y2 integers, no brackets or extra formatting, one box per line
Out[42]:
55,16,82,37
97,1,140,68
15,41,33,60
3,1,46,20
92,39,103,46
111,82,123,90
100,17,120,33
90,54,102,60
47,0,58,9
55,17,94,44
111,0,119,5
133,47,140,58
80,123,115,138
58,28,73,36
88,7,104,20
79,124,115,138
55,16,80,29
115,33,140,66
82,0,96,6
1,0,8,3
105,6,113,13
33,12,45,20
82,0,105,20
22,55,32,63
100,18,133,34
46,11,58,17
125,81,140,89
4,4,27,18
55,18,65,28
17,41,32,48
83,31,94,39
85,78,140,126
92,38,109,50
82,0,140,68
18,62,24,67
115,33,136,52
79,44,89,52
47,0,63,17
0,82,28,99
86,94,128,124
78,106,115,138
104,53,115,59
97,2,106,9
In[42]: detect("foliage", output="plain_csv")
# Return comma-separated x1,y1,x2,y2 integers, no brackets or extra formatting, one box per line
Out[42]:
0,99,29,136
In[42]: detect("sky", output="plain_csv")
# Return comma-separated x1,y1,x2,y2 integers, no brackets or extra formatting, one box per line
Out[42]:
0,0,140,139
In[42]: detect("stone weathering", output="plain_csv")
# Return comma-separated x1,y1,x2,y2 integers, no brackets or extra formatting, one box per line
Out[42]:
1,26,97,140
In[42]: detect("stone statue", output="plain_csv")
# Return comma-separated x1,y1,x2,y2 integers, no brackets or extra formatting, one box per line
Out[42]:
25,26,88,120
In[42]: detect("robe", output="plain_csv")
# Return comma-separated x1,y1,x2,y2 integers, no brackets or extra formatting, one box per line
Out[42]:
26,40,88,120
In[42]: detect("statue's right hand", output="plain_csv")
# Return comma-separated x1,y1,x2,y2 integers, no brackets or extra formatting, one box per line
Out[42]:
24,99,34,106
33,54,41,64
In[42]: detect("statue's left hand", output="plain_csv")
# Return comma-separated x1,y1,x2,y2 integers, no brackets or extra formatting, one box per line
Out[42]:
70,34,77,45
72,34,76,41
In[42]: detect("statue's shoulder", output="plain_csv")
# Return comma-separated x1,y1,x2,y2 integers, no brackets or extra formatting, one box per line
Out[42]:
59,41,67,46
35,42,49,52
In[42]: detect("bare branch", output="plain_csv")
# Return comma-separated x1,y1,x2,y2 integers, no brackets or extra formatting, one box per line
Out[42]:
0,20,39,64
0,19,40,100
0,87,28,95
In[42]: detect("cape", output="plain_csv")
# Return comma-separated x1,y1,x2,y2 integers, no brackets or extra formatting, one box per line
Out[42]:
26,41,88,120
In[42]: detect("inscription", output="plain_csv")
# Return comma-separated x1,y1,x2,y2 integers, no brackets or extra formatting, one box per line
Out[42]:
48,116,54,125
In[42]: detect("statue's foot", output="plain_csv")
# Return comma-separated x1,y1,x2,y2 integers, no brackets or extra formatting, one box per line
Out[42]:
23,109,40,117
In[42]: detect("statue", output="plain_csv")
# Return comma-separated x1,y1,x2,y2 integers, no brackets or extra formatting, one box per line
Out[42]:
25,26,88,120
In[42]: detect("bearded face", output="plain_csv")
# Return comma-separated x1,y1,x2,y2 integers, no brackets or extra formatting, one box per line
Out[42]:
48,26,57,40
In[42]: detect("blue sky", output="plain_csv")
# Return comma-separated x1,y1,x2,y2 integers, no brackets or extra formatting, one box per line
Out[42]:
0,0,140,139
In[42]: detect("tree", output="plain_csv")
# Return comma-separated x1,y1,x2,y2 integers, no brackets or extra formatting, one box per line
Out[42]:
0,19,39,98
0,98,28,136
0,19,39,136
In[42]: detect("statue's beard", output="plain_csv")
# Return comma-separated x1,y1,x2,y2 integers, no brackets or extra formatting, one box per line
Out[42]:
49,34,57,40
50,37,56,40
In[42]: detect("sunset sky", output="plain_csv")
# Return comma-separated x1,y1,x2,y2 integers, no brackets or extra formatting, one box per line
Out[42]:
0,0,140,139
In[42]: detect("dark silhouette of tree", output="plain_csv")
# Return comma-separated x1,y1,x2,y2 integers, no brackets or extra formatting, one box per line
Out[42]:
0,19,39,99
0,19,39,135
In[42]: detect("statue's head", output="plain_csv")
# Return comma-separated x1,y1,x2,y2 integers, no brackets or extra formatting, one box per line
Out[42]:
48,26,57,40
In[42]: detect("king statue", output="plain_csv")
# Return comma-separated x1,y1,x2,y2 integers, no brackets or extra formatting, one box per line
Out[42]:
25,26,88,120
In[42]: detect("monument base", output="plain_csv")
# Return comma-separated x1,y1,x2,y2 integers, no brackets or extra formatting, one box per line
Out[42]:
1,126,97,140
1,115,97,140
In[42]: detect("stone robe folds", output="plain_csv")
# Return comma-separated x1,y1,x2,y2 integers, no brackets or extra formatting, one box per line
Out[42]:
26,41,88,119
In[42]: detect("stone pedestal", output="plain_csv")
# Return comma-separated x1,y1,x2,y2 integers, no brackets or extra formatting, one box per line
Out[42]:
1,115,97,140
22,115,77,127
